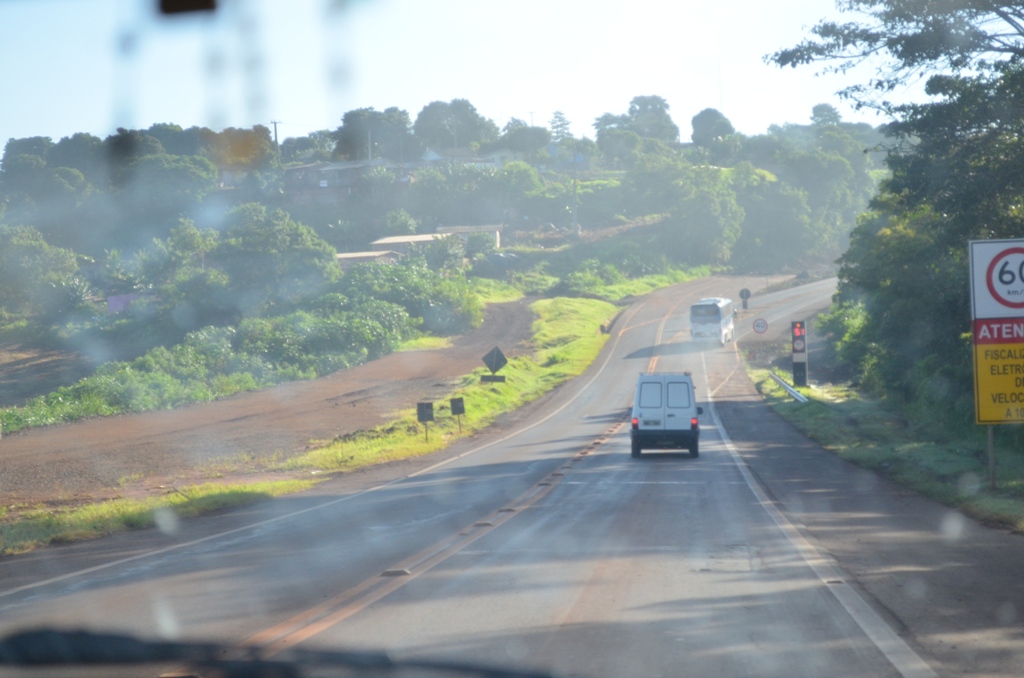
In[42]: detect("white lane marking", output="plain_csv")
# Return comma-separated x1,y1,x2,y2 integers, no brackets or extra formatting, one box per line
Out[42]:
1,302,649,600
700,353,938,678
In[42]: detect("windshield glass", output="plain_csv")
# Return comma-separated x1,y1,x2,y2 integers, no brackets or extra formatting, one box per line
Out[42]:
2,2,1021,678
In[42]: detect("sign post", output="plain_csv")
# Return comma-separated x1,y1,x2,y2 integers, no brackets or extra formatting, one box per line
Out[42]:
969,239,1024,488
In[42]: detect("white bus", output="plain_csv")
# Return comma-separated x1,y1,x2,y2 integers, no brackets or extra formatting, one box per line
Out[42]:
690,297,734,344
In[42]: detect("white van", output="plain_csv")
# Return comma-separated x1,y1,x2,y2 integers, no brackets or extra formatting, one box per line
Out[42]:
629,372,703,458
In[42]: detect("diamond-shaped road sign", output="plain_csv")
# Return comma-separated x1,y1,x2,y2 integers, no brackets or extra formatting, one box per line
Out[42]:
482,346,507,374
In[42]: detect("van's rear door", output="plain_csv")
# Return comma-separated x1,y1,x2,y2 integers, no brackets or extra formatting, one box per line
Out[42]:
664,380,693,431
636,380,664,430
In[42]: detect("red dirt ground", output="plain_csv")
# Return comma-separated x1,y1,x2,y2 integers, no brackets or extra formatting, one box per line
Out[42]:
0,299,537,509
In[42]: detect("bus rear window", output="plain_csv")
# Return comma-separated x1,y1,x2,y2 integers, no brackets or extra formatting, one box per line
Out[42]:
690,305,721,320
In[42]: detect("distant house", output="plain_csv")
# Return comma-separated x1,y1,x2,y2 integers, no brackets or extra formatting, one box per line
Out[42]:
420,147,514,169
370,233,452,254
282,159,409,204
335,250,401,271
436,225,502,249
478,148,518,168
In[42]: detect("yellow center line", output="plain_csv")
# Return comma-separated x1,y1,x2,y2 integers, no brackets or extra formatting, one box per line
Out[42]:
245,423,625,657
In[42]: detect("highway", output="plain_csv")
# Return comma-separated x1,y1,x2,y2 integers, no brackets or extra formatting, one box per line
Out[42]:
0,277,945,677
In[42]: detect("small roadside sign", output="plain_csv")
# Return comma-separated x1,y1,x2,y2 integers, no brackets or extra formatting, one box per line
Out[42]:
417,402,434,441
450,397,465,433
481,346,507,384
417,402,434,423
482,346,507,374
450,397,465,416
753,318,768,334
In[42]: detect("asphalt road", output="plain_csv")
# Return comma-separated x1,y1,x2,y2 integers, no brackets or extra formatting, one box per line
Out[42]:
0,277,1001,677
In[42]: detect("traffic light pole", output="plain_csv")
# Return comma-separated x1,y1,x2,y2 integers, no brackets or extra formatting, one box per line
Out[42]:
791,320,808,387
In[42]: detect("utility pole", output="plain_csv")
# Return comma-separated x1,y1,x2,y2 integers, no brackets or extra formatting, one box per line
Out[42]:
572,137,580,237
270,122,282,154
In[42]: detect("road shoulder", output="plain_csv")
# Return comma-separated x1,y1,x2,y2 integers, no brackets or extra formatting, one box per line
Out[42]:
714,359,1024,676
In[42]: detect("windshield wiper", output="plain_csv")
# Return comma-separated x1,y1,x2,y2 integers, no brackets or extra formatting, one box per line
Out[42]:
0,628,556,678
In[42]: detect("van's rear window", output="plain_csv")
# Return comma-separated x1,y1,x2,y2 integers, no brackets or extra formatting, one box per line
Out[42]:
638,383,662,408
667,382,691,408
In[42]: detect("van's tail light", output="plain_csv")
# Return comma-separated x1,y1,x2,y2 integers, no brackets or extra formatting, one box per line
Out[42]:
690,417,699,430
631,417,639,430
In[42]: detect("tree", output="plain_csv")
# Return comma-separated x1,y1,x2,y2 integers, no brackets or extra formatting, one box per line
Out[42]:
211,204,339,313
420,235,465,272
209,126,276,170
124,154,219,211
811,103,842,126
0,225,79,316
769,0,1024,418
413,99,499,150
769,1,1024,109
333,107,419,161
0,153,48,206
2,137,53,164
597,129,642,169
594,96,680,147
592,112,630,139
380,208,418,238
550,111,572,141
691,108,735,147
282,130,335,163
281,136,317,163
502,117,528,134
729,163,818,271
503,125,552,157
105,128,165,164
139,218,220,286
48,133,105,184
627,95,680,142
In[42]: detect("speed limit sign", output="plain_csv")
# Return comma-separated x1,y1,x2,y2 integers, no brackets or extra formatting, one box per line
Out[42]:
753,318,768,334
985,247,1024,309
972,240,1024,317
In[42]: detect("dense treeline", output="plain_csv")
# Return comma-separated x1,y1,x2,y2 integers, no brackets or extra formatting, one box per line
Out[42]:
0,93,885,427
774,0,1024,433
0,96,884,265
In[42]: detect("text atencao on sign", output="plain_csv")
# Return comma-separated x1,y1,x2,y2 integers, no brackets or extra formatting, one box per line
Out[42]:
970,240,1024,423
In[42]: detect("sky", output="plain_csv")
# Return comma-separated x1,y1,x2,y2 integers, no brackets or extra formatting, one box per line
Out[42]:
0,0,915,147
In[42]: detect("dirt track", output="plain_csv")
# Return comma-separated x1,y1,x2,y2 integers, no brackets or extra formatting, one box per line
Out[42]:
0,299,537,507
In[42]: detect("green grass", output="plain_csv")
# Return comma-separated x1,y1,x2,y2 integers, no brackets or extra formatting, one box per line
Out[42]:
397,335,452,351
286,297,617,472
1,296,617,554
750,367,1024,531
469,277,524,304
591,266,712,301
0,479,317,556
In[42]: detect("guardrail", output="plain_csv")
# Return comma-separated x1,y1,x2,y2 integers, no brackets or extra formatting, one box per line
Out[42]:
770,373,808,403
